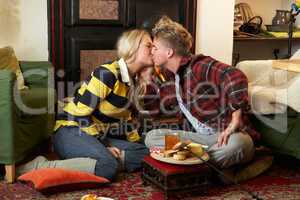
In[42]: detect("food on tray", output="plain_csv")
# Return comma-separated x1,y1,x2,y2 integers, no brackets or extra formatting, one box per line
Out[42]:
162,140,205,161
163,149,178,157
172,140,191,150
176,150,190,156
81,195,113,200
173,153,186,160
81,194,97,200
187,142,204,157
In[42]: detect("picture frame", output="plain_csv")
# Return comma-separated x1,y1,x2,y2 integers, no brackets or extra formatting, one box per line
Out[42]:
65,0,126,26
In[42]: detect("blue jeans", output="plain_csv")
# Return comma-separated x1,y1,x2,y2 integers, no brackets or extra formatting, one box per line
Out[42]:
53,126,149,180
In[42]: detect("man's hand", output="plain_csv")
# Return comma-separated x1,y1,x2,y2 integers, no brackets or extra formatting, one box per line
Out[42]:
217,109,242,147
107,147,121,158
217,130,232,147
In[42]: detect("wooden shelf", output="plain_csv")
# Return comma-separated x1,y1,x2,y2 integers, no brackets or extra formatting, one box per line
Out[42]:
234,36,300,41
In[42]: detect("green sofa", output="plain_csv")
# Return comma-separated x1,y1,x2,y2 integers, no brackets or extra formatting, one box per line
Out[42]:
251,109,300,159
236,60,300,160
0,61,55,182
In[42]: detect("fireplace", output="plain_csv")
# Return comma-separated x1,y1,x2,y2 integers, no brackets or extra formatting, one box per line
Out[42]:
49,0,197,96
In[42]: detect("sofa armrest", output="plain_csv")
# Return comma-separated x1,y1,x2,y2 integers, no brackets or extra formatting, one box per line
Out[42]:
236,60,273,84
0,70,16,164
20,61,54,88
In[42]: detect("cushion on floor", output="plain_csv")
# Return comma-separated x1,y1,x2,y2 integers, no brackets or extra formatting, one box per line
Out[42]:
18,168,109,194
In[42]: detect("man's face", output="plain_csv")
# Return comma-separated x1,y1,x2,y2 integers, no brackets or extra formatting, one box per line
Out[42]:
151,37,170,68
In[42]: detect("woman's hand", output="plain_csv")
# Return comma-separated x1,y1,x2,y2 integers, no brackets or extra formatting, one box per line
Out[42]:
107,147,121,158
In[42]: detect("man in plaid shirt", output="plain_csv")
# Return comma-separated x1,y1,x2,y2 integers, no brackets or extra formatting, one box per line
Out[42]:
144,16,260,169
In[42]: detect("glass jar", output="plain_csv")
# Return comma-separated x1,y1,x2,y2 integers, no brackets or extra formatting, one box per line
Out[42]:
272,10,291,25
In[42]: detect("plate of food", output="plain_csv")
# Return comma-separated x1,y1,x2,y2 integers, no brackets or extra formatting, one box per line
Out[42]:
150,141,210,165
81,194,114,200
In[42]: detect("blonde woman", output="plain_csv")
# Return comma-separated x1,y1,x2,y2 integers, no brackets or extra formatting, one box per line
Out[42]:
18,29,153,181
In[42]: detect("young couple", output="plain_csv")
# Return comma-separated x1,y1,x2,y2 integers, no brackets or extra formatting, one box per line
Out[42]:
18,16,259,181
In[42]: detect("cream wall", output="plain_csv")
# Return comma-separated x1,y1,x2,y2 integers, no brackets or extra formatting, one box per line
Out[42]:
0,0,48,61
195,0,235,65
235,0,300,26
235,0,284,26
195,0,300,64
1,0,296,63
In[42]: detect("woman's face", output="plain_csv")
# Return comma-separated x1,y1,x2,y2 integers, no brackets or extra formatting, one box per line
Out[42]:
134,34,154,71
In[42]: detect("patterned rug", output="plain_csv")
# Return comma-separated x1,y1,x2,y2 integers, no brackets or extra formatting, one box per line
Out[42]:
1,156,300,200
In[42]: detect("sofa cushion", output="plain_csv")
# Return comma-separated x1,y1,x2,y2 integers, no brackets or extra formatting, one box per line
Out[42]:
237,60,300,114
19,61,53,88
18,87,55,110
0,46,27,90
220,155,273,184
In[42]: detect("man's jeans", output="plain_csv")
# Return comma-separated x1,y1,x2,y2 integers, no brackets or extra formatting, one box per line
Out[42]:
145,129,255,169
53,126,149,180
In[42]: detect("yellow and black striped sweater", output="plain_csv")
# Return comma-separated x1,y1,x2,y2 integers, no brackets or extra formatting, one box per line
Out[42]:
54,60,140,142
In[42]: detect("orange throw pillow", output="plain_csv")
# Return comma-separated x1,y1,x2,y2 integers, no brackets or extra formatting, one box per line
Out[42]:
18,168,109,194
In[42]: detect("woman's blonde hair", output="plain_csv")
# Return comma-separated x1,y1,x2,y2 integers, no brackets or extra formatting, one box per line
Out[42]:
116,29,149,62
152,16,192,56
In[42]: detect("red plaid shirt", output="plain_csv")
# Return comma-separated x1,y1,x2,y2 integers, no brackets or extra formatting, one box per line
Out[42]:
144,54,260,142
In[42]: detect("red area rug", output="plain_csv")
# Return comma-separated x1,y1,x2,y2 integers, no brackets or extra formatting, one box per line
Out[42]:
1,157,300,200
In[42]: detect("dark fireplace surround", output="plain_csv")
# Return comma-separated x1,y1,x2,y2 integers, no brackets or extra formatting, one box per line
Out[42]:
49,0,197,96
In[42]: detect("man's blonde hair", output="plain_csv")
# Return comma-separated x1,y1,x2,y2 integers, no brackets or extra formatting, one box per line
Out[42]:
117,29,149,62
152,16,192,56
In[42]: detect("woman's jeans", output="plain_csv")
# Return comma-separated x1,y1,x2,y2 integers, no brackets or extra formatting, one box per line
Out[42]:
53,126,149,180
